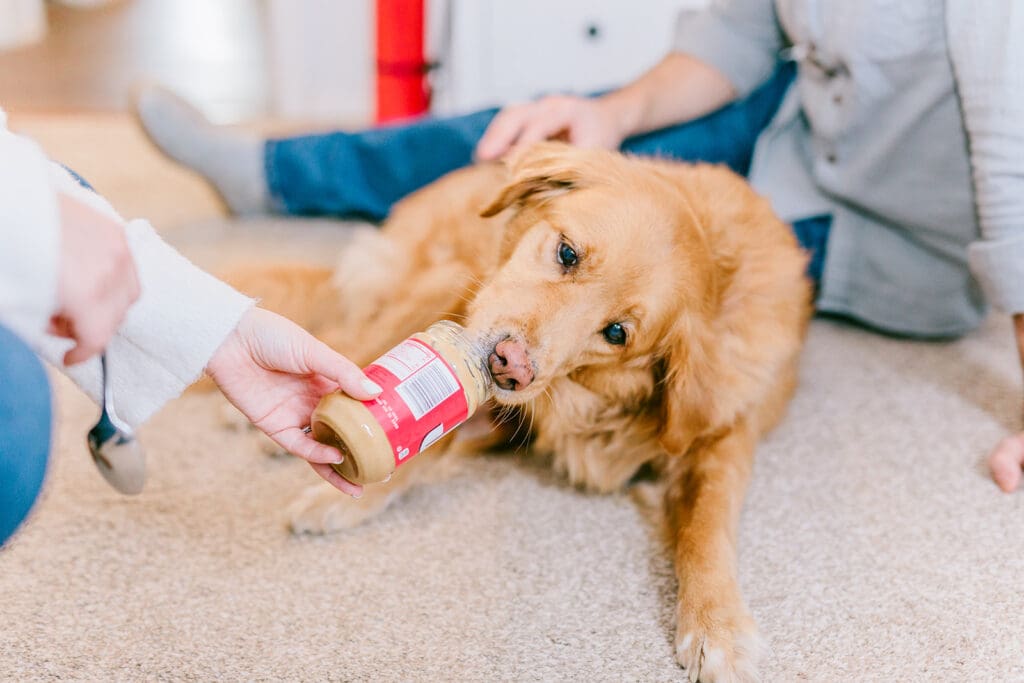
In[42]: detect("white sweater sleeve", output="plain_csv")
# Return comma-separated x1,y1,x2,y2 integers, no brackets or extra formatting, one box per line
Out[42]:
0,110,254,426
947,1,1024,314
0,111,61,342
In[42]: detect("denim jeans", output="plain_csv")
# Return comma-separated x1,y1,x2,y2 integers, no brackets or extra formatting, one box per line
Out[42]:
0,324,52,546
266,62,830,283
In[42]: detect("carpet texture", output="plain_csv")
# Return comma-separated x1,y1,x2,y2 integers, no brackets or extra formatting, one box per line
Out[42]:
2,114,1024,682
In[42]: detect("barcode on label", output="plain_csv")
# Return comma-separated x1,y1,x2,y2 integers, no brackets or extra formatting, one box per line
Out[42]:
395,358,459,419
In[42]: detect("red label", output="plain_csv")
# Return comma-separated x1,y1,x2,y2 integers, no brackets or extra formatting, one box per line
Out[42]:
361,338,469,467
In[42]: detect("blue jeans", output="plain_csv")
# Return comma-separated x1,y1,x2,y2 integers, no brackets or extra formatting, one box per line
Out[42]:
266,63,830,282
0,324,52,546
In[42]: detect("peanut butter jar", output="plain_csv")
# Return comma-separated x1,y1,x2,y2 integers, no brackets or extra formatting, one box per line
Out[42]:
311,321,492,485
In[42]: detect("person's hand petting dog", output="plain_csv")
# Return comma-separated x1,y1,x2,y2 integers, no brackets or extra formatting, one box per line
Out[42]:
206,307,382,497
475,95,627,161
49,193,141,366
474,54,736,162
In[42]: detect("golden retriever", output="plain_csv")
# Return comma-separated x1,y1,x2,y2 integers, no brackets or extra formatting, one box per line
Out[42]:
226,142,811,681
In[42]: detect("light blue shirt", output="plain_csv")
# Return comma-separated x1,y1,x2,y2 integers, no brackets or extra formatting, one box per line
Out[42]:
675,0,1024,337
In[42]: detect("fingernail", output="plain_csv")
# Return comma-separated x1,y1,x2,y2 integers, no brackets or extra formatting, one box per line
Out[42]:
351,491,362,500
333,455,344,464
361,378,383,394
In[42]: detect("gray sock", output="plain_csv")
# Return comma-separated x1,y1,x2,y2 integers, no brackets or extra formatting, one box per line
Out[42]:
134,85,271,215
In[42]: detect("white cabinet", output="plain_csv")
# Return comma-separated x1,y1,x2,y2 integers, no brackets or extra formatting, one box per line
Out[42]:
430,0,708,114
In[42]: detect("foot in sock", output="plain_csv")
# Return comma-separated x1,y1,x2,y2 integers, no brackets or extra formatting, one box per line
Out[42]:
133,85,271,215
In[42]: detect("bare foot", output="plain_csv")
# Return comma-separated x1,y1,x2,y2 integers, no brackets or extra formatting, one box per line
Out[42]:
988,433,1024,492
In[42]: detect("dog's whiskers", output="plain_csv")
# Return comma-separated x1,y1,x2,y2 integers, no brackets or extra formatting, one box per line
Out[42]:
432,308,469,323
507,404,533,451
491,405,515,432
453,292,476,307
521,399,537,454
482,404,513,439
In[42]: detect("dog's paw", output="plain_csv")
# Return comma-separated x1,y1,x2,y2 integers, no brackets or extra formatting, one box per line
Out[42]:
287,482,394,535
330,228,399,303
675,601,764,683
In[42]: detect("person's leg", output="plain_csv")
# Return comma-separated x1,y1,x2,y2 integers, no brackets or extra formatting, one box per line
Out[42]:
268,65,794,221
266,107,499,221
134,86,273,216
135,83,499,222
791,214,832,288
136,63,794,222
621,61,795,174
0,324,52,546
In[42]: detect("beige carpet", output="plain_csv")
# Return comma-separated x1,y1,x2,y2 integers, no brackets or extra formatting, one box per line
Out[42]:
2,114,1024,682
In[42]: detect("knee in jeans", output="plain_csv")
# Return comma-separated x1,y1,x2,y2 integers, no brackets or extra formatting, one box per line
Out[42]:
0,326,52,431
0,325,53,544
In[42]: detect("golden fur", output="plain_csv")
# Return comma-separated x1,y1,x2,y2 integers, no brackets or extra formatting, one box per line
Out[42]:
225,143,811,681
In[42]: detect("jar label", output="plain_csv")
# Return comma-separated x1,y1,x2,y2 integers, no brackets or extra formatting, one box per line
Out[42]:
362,338,470,465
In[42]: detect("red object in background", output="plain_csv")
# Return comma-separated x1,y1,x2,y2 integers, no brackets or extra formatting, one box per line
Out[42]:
376,0,430,123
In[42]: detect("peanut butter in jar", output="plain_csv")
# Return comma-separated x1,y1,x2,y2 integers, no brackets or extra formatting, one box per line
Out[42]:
311,321,492,485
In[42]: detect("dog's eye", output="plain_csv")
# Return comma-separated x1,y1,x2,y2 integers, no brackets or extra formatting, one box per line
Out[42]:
602,323,627,346
557,242,578,268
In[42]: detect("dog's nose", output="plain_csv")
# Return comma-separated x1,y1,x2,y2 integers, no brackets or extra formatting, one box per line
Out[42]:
489,339,534,391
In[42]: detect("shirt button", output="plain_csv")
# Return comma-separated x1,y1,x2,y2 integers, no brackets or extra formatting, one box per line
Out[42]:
826,152,837,164
832,94,842,105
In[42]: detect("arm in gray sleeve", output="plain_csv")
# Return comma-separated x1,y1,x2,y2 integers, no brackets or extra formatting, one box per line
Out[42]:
947,1,1024,314
672,0,783,98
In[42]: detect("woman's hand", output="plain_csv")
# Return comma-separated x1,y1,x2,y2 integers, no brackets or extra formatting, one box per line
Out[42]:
205,307,382,496
473,53,738,163
49,193,141,365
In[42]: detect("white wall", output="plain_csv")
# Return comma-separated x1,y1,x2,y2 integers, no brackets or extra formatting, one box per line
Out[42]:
0,0,46,51
265,0,374,123
264,0,708,123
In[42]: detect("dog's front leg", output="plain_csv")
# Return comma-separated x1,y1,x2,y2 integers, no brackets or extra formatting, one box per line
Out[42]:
287,437,467,535
665,419,763,682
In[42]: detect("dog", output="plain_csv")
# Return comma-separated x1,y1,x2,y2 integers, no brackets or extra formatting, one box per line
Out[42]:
224,142,811,681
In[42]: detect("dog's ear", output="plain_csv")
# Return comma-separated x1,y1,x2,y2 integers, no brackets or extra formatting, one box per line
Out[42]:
655,162,811,455
655,222,785,455
656,312,723,455
480,142,587,217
